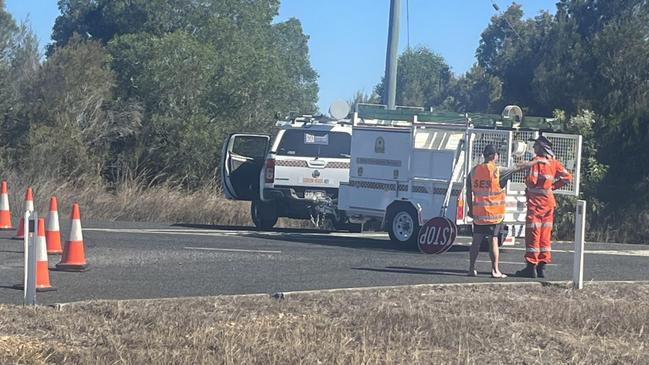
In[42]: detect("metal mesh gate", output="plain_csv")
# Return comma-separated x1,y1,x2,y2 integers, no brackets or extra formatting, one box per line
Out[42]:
544,132,582,196
468,129,512,168
468,129,581,196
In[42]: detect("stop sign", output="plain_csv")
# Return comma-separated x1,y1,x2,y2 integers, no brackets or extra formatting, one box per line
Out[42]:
417,217,458,254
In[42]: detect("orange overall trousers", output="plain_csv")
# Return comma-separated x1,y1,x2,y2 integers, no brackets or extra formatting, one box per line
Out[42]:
525,156,572,265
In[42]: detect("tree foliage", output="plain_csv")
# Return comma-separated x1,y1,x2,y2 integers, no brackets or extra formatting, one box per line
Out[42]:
469,0,649,241
375,47,453,109
39,0,317,186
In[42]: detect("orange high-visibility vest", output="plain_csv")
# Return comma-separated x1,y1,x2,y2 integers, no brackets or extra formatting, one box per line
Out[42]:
471,162,506,225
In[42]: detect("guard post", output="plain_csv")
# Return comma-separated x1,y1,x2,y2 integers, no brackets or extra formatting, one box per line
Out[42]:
23,210,37,306
572,200,586,289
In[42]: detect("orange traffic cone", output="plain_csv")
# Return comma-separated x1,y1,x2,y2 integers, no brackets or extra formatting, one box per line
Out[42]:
56,203,88,271
13,218,56,292
0,180,12,230
35,218,56,291
13,187,34,240
45,196,63,254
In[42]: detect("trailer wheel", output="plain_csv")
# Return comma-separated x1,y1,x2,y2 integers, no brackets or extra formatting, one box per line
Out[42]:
386,205,419,246
251,200,278,230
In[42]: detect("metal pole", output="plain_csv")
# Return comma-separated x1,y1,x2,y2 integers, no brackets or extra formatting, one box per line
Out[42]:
573,200,586,289
384,0,400,110
23,210,36,306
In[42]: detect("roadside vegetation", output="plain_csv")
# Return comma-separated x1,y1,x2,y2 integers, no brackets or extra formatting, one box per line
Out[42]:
0,0,648,242
1,282,647,364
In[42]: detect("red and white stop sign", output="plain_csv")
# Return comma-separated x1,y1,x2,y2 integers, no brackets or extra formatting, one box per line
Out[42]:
417,217,457,254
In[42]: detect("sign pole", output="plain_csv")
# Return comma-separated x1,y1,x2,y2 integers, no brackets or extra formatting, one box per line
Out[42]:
572,200,586,290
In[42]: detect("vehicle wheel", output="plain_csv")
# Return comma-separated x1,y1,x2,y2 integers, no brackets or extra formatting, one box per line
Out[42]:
386,205,419,246
251,200,278,229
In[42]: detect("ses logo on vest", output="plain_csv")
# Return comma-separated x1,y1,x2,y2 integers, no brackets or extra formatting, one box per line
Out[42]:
472,179,493,189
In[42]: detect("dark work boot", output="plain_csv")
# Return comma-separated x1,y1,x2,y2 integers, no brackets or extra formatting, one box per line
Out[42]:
536,263,546,278
515,263,538,278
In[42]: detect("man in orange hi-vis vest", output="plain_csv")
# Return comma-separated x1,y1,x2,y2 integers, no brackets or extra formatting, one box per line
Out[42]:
516,136,573,278
467,144,543,278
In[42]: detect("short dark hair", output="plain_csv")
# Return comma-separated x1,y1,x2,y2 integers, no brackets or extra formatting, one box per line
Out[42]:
483,144,498,159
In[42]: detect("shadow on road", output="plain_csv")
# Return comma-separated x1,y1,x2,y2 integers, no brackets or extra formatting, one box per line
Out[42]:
172,223,332,235
0,250,23,254
248,233,421,253
353,266,469,277
172,223,472,254
0,285,20,290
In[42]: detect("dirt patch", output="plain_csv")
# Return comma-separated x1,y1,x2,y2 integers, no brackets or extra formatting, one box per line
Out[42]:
1,282,647,364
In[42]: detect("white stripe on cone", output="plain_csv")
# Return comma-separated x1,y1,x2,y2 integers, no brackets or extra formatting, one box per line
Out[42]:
36,229,48,262
26,199,34,212
0,193,9,210
69,219,83,241
46,211,60,231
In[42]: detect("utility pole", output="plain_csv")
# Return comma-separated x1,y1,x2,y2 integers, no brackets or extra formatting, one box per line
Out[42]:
383,0,400,110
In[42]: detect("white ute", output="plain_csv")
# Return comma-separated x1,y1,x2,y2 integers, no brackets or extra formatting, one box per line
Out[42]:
221,109,355,230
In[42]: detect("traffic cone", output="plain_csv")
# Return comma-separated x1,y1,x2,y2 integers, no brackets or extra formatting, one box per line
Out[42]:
56,203,88,271
13,218,56,292
0,180,12,230
35,218,56,291
45,196,63,254
13,187,34,240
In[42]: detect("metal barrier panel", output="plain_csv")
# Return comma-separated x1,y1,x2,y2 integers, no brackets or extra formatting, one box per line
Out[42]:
468,129,512,169
544,132,582,196
506,131,581,196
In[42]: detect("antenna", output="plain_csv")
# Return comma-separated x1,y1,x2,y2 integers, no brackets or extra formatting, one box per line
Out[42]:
329,100,351,120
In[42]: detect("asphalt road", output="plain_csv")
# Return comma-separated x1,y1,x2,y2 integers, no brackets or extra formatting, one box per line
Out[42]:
1,220,648,305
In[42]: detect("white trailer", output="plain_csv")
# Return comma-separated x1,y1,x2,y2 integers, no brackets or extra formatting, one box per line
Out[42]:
338,104,582,246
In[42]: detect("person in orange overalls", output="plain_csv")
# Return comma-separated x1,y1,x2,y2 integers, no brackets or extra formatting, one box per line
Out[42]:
516,136,573,278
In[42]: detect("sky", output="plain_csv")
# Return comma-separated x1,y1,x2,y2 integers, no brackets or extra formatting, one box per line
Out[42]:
6,0,557,113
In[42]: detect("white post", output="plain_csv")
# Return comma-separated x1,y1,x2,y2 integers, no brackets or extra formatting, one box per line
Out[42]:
573,200,586,289
23,210,37,306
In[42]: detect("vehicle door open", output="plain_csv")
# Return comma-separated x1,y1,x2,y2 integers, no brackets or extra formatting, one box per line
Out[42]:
221,134,270,200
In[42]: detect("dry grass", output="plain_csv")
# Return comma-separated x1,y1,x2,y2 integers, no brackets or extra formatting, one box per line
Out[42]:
0,282,647,364
2,171,307,228
2,171,646,241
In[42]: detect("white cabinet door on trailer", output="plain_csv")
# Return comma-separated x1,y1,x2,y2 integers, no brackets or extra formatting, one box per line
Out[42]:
221,133,271,200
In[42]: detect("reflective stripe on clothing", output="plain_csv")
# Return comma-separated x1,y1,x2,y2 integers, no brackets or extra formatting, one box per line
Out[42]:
527,187,552,195
473,191,503,197
528,222,553,228
474,214,505,221
530,172,555,180
473,200,503,207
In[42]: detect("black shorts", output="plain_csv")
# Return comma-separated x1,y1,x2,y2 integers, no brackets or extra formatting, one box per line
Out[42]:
472,223,504,237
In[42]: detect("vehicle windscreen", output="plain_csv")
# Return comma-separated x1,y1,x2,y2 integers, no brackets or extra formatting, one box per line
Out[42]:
275,130,351,158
